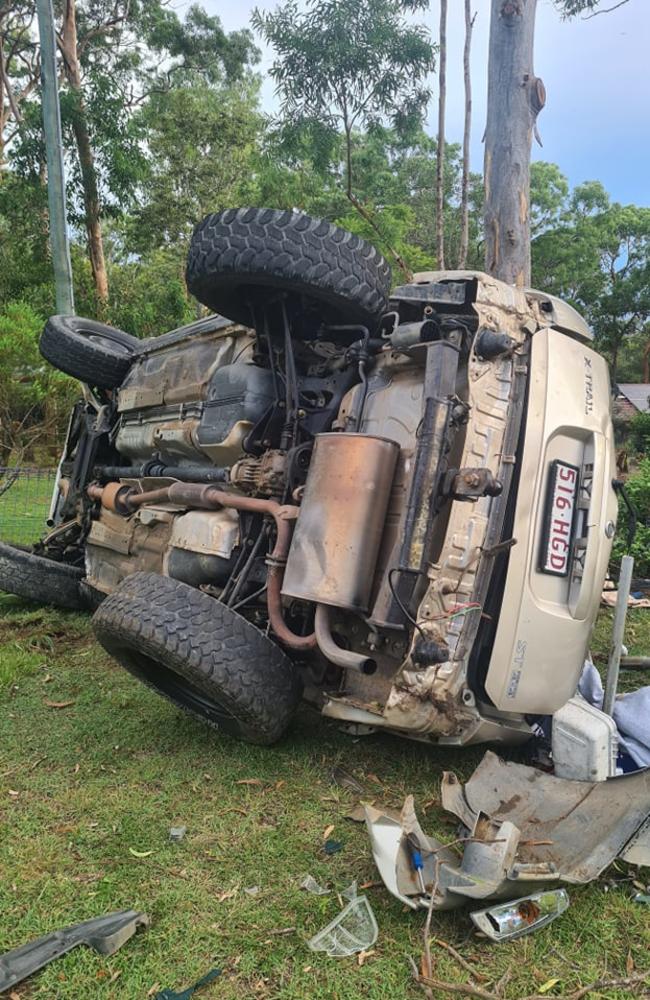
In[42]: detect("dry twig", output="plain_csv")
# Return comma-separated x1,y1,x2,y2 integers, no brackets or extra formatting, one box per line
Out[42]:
415,968,650,1000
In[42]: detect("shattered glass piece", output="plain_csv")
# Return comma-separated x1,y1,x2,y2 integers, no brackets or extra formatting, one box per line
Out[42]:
470,889,569,941
300,875,330,896
169,826,187,842
243,886,260,896
323,838,344,855
341,881,357,901
307,895,378,958
633,893,650,905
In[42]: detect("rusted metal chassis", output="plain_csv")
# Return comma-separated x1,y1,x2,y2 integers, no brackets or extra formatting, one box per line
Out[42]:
87,481,317,651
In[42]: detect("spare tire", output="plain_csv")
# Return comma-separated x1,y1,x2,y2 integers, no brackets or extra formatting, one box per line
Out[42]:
0,542,85,610
186,207,392,329
40,316,141,389
93,572,302,745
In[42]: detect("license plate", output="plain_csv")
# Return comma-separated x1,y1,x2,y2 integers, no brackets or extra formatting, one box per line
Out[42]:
539,460,579,577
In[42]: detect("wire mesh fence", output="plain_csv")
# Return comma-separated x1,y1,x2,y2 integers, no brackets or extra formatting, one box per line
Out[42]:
0,467,57,546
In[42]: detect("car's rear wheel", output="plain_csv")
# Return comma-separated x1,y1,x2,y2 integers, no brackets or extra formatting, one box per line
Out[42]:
39,316,141,388
0,542,85,610
186,207,392,331
92,572,302,745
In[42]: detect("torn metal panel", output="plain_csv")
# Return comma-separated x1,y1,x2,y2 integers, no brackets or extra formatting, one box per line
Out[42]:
460,751,650,883
365,752,650,913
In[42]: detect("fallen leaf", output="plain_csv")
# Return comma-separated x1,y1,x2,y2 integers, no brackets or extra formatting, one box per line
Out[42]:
146,984,161,997
365,773,383,786
627,951,635,975
129,848,153,858
216,887,239,902
357,949,375,966
44,700,75,709
8,789,19,798
236,778,263,786
10,992,22,999
109,971,121,983
275,780,285,790
539,978,561,994
29,755,48,771
322,824,335,841
359,880,382,890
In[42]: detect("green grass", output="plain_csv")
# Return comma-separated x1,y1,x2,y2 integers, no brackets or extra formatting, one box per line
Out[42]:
1,594,649,999
0,472,56,546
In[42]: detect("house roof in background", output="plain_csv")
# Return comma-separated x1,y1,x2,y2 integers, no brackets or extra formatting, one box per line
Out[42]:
617,385,650,413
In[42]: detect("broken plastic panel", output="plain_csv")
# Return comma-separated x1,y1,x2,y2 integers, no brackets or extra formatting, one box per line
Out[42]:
307,895,378,958
300,874,330,896
0,910,149,994
470,889,570,942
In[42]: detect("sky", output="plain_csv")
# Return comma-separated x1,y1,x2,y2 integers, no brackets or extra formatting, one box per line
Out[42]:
197,0,649,205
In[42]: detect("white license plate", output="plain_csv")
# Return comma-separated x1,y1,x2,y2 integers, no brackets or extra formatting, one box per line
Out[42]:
539,460,579,576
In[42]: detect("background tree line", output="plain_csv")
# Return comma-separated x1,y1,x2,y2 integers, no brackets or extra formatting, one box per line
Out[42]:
0,0,648,464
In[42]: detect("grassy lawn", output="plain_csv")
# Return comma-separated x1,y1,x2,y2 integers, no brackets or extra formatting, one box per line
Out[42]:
1,594,649,1000
0,471,56,547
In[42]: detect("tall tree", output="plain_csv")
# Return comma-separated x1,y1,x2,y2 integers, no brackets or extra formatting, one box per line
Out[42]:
458,0,475,268
484,0,545,286
435,0,447,269
0,1,39,164
58,0,111,304
252,0,436,273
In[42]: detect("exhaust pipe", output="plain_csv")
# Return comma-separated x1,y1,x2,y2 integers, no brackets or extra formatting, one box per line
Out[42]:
314,605,377,675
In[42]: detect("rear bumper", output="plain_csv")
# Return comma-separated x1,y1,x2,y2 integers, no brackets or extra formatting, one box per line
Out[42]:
484,328,618,714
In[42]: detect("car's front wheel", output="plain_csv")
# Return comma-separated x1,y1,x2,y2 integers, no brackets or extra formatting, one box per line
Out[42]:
92,572,303,745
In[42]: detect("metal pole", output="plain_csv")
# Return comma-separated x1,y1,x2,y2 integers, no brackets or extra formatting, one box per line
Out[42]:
35,0,75,315
603,554,634,717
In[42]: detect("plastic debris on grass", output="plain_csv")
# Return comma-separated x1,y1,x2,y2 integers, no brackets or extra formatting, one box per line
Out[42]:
307,896,378,958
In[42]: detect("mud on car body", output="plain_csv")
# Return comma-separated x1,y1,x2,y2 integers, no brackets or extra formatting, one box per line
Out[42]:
0,207,618,747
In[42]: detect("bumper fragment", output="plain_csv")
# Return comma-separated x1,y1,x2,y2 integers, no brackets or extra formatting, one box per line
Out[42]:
365,751,650,911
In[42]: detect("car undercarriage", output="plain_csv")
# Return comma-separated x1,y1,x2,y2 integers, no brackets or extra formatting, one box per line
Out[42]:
0,207,618,750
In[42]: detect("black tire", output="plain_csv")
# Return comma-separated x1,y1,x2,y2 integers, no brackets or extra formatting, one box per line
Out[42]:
0,542,85,610
40,315,141,389
92,572,302,745
186,207,392,329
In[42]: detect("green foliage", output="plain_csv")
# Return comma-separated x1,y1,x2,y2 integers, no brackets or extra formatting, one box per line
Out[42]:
612,458,650,577
0,302,76,462
336,203,435,273
131,80,261,252
106,248,195,338
252,0,436,198
555,0,631,16
629,410,650,454
532,178,650,377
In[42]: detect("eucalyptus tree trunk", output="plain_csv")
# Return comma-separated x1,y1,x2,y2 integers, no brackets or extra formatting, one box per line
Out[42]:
435,0,447,269
484,0,545,286
59,0,109,305
458,0,475,269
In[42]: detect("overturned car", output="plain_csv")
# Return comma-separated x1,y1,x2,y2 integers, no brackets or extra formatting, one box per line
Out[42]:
0,207,618,747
